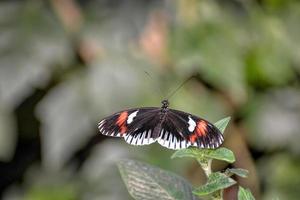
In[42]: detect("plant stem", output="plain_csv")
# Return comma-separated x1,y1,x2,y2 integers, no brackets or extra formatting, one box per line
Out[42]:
198,158,212,177
197,158,223,200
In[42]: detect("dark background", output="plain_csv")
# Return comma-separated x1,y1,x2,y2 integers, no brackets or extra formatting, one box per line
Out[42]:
0,0,300,199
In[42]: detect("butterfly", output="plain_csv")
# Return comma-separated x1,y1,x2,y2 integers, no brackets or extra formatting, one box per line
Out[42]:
98,99,224,150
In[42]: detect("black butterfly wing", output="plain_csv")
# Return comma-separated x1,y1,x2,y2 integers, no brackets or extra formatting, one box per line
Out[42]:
124,108,162,145
98,107,224,149
98,108,137,137
157,114,190,150
98,107,161,145
165,109,224,149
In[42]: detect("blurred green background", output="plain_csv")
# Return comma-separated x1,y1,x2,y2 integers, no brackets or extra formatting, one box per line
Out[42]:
1,0,300,199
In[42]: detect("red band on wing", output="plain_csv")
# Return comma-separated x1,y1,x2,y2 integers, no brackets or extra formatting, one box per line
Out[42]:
116,111,128,134
189,134,197,143
196,120,207,136
189,120,208,143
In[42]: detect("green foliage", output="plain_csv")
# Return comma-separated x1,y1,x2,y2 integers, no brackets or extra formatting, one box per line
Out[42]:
193,172,236,196
171,147,235,164
238,186,255,200
118,159,199,200
118,117,256,200
24,184,77,200
213,117,231,134
1,0,300,199
225,168,249,178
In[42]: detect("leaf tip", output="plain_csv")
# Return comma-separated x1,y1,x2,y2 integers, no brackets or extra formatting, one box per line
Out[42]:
214,116,231,135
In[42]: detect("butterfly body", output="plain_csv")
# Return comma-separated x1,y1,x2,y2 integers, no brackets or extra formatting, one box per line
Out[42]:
98,100,223,150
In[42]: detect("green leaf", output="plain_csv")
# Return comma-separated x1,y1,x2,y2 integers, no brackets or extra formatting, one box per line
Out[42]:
171,147,235,163
193,172,236,196
238,186,255,200
226,168,249,178
204,148,235,163
25,184,77,200
214,117,231,134
118,159,199,200
171,147,202,159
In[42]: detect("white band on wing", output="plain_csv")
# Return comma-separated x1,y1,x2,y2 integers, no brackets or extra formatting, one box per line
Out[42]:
188,116,196,132
127,110,138,124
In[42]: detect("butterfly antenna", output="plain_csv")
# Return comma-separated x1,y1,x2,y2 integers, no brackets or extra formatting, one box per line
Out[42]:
165,75,195,100
144,71,164,98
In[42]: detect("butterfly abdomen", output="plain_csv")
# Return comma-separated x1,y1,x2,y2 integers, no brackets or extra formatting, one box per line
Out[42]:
152,109,168,138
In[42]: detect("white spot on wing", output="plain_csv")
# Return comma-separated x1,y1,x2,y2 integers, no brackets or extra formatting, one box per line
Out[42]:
181,140,187,148
158,132,185,150
116,133,121,137
169,135,174,149
148,138,155,144
137,132,144,145
145,130,151,144
127,110,138,124
219,137,223,144
136,131,145,145
125,135,132,142
174,137,180,150
164,131,169,145
132,135,139,145
173,137,177,149
158,130,170,147
124,130,156,146
188,116,196,132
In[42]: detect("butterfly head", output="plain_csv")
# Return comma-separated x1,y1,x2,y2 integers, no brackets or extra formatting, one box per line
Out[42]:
161,99,169,109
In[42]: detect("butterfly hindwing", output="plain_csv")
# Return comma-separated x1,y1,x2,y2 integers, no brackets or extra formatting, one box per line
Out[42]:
124,108,161,145
157,113,190,149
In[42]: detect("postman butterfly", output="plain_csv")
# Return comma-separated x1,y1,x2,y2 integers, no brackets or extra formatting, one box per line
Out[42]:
98,99,224,150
